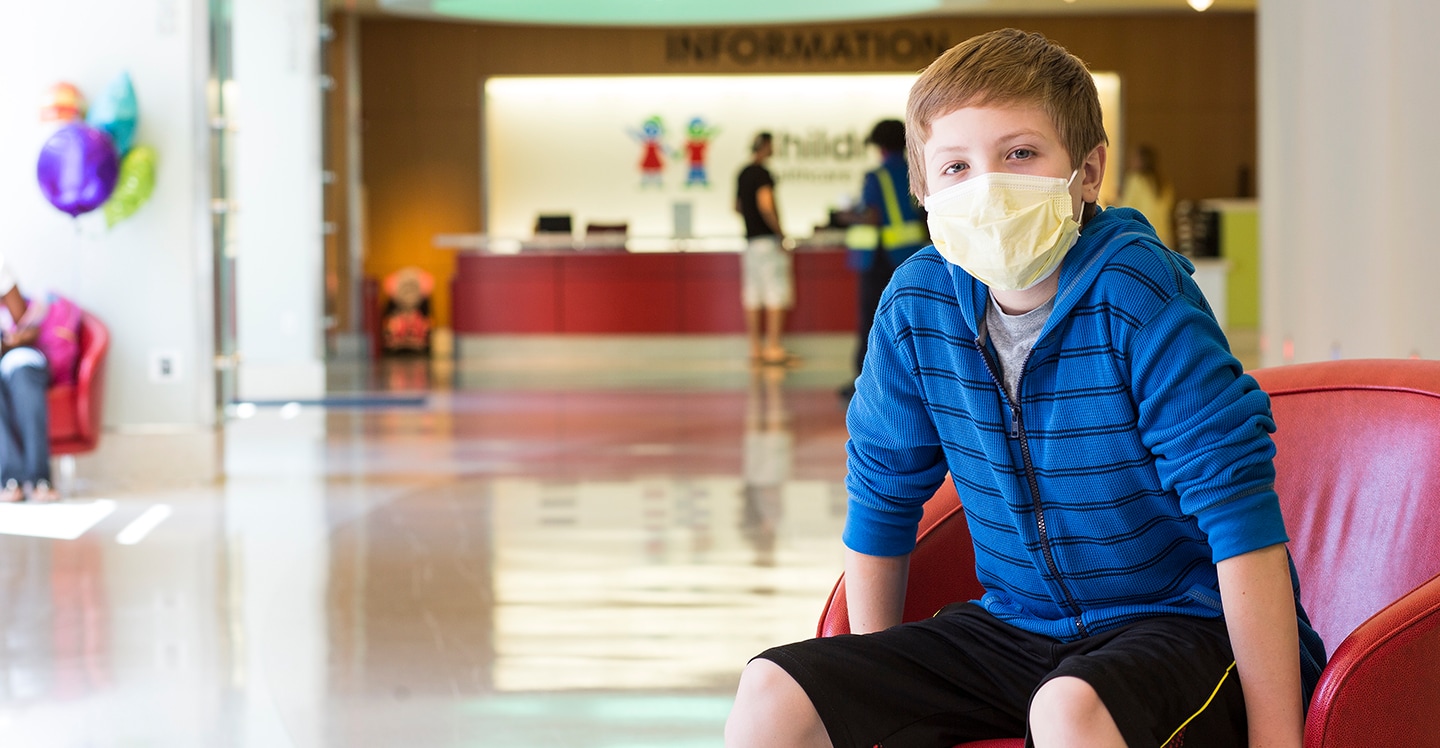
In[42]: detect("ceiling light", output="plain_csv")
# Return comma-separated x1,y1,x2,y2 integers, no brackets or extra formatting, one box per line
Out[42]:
1188,0,1215,10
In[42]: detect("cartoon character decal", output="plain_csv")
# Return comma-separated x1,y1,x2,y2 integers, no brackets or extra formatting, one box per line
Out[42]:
682,116,720,188
630,115,670,188
628,114,720,189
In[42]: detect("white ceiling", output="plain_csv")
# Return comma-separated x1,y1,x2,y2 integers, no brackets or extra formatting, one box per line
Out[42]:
332,0,1256,25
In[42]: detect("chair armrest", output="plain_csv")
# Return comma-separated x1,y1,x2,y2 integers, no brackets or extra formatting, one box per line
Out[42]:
73,315,109,447
1305,572,1440,747
817,478,979,638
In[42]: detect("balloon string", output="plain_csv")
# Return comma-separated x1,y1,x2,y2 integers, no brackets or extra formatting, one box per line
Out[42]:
72,218,82,299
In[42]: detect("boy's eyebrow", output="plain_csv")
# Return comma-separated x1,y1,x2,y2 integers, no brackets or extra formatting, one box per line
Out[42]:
928,128,1054,157
996,128,1049,143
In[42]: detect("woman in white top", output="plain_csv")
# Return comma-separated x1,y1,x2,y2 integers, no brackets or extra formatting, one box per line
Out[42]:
1118,144,1176,248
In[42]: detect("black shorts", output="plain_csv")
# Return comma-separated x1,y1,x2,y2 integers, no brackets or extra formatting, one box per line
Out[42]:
756,603,1245,748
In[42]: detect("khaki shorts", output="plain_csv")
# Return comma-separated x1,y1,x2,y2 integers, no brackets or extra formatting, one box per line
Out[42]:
741,236,793,311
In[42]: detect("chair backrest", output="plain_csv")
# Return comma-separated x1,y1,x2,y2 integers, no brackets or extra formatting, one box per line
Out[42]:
1250,359,1440,657
820,358,1440,651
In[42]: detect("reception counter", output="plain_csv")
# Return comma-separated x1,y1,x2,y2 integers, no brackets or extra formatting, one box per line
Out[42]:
448,241,858,335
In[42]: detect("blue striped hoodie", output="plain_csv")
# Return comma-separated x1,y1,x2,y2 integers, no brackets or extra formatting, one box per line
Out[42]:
844,206,1324,691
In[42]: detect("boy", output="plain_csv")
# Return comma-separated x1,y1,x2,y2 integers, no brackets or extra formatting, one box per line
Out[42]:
724,29,1324,748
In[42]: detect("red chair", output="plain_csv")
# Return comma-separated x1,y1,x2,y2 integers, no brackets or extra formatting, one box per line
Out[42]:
47,312,109,457
818,358,1440,748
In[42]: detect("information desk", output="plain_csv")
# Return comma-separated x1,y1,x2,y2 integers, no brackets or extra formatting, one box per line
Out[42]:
450,244,858,335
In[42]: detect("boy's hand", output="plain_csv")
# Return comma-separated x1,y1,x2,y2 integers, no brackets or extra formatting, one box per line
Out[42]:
3,325,38,349
1217,543,1305,748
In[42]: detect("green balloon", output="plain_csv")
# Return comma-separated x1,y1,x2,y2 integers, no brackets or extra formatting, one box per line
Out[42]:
103,145,157,227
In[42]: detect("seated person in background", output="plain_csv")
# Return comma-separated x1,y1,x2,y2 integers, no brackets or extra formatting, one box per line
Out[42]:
0,256,57,503
381,267,434,355
725,28,1323,748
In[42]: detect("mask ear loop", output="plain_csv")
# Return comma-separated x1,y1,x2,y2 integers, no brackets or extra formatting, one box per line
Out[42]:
1066,170,1088,225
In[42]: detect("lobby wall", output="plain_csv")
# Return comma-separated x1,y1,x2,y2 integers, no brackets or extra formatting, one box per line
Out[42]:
0,1,214,429
0,1,220,486
344,12,1258,331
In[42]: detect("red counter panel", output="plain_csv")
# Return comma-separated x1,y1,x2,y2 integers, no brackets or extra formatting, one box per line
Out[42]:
791,251,857,333
452,249,857,334
678,253,746,333
452,255,560,333
561,253,682,333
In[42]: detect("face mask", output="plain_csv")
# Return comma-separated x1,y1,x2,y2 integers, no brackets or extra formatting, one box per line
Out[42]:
924,171,1081,291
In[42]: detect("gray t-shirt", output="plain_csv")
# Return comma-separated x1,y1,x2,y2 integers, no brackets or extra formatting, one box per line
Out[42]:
985,293,1054,402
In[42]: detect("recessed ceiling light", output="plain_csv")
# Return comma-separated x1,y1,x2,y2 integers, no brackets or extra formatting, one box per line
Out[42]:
1188,0,1215,10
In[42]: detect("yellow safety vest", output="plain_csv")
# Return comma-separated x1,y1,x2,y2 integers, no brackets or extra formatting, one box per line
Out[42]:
845,167,928,252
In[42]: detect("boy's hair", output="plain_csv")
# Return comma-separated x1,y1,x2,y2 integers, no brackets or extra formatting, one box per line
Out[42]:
905,29,1107,200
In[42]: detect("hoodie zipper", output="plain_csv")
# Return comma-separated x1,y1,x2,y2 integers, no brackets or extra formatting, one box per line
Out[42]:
976,335,1090,638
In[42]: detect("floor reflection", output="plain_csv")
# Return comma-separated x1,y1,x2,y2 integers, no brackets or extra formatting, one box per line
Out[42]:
0,343,853,747
0,535,58,703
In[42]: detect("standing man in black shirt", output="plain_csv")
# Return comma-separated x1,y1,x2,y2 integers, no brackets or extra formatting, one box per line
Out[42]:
735,132,791,365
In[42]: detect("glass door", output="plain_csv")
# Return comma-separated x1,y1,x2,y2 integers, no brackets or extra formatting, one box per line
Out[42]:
208,0,238,416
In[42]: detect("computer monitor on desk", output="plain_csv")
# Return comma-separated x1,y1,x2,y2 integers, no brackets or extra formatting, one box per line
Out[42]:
534,214,573,234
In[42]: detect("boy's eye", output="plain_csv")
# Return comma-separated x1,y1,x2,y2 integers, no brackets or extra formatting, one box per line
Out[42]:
942,162,968,175
1009,148,1035,160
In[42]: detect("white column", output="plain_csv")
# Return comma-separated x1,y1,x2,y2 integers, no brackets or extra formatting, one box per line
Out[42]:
232,0,326,399
1259,0,1440,365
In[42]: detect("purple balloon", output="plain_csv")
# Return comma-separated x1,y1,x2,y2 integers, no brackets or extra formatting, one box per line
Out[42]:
36,123,119,217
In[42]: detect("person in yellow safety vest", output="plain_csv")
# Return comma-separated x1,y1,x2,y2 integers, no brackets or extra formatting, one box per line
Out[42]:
841,119,930,399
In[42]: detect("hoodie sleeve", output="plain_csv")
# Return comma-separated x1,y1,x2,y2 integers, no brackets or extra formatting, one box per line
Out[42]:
842,297,950,557
1128,277,1288,563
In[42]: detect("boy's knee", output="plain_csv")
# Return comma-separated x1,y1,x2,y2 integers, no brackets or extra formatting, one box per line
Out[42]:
726,658,828,748
1029,676,1123,746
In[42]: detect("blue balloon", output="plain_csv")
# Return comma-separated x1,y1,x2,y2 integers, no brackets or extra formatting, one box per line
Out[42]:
36,123,119,217
88,72,138,156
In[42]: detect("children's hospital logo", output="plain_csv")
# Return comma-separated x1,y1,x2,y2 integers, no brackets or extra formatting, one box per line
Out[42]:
771,128,867,183
624,117,865,187
628,115,720,189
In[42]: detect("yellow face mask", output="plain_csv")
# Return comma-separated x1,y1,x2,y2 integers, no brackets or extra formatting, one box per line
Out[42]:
924,171,1081,291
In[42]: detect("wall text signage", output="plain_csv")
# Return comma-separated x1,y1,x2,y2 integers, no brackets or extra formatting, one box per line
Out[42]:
666,28,952,67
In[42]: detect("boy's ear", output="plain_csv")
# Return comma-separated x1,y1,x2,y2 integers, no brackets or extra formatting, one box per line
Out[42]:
1081,144,1107,203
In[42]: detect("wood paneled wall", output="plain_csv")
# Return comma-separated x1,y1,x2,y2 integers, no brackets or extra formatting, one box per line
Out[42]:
344,13,1256,328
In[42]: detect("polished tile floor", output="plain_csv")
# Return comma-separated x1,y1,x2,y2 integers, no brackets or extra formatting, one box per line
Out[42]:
0,335,857,747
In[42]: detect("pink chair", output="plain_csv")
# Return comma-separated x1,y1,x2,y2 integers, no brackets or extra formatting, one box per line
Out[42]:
818,358,1440,747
